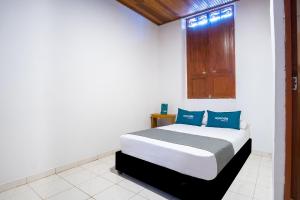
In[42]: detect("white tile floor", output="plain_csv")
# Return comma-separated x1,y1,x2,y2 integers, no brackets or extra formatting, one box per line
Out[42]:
0,153,272,200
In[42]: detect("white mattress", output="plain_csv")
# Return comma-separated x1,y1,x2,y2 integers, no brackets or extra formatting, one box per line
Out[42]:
120,124,250,180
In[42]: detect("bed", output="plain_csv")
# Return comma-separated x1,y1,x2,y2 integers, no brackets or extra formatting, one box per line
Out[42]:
115,124,251,200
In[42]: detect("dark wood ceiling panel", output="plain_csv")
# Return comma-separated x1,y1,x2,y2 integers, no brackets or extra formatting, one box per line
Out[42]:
117,0,238,25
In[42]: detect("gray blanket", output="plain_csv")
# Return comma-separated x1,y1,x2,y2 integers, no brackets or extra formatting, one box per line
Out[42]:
128,128,234,173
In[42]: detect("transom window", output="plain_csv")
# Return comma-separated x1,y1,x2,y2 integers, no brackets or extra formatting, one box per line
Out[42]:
187,6,233,28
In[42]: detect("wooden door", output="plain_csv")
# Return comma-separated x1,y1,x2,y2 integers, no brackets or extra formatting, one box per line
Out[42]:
292,0,300,198
186,7,235,99
207,18,235,98
187,26,209,98
285,0,300,199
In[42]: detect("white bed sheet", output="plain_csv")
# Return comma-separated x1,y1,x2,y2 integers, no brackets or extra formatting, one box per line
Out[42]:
120,124,250,180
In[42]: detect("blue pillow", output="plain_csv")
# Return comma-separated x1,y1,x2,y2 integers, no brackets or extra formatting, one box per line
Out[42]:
176,108,205,126
206,110,241,130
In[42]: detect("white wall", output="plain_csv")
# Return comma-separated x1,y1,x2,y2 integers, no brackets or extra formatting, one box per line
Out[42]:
158,0,274,153
0,0,278,187
0,0,160,185
271,0,286,198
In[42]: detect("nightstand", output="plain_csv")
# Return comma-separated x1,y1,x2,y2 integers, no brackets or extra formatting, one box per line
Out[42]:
151,113,176,128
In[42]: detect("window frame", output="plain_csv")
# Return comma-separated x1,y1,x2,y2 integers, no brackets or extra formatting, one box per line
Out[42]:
186,5,236,99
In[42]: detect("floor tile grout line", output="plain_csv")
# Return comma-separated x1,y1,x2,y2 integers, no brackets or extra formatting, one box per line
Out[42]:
91,183,118,199
93,170,141,198
116,179,144,195
129,192,150,200
252,155,263,199
55,154,113,176
48,157,116,199
57,156,262,199
9,184,44,200
134,190,148,200
0,155,116,196
230,154,262,199
56,171,103,199
129,193,143,200
0,157,118,200
1,154,272,200
28,177,75,200
28,183,46,200
90,176,143,199
56,166,138,200
43,168,103,199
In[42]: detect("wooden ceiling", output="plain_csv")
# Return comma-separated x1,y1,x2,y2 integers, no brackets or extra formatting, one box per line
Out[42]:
117,0,238,25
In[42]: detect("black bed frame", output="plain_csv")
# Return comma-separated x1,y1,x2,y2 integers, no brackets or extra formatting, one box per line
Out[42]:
115,139,251,200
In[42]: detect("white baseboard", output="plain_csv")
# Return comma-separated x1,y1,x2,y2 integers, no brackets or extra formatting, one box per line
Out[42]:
0,178,27,194
27,169,56,183
0,149,271,193
0,149,119,193
252,150,272,158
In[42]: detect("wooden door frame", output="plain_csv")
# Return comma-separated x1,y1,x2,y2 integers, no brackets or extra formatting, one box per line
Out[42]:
285,0,297,199
285,0,292,198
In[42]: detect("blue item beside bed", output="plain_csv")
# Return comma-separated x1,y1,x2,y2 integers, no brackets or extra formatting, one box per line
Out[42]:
206,110,241,130
176,108,205,126
160,103,168,114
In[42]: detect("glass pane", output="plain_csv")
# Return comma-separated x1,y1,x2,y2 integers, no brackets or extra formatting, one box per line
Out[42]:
221,6,233,19
187,6,233,27
209,10,221,23
197,14,208,26
188,17,198,28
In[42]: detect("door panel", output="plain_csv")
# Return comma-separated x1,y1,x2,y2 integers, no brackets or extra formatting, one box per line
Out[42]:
206,17,235,98
210,75,235,98
207,19,235,74
188,77,209,99
286,0,300,200
291,0,300,199
187,26,208,76
187,25,209,98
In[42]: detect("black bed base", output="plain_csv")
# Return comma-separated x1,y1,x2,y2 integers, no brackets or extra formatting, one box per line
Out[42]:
116,139,252,200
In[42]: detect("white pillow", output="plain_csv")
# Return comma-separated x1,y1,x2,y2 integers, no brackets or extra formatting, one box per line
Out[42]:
240,120,248,129
202,112,208,125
